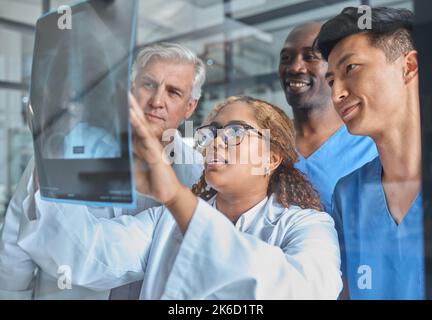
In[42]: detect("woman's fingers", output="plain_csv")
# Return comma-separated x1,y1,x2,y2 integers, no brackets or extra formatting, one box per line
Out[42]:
129,92,152,140
129,92,143,117
130,106,147,140
129,92,166,165
130,108,142,136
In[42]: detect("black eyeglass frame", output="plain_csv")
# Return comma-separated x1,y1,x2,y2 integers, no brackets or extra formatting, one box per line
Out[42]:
195,120,264,147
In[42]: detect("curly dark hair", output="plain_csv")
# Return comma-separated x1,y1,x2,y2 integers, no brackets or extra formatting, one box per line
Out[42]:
191,96,322,211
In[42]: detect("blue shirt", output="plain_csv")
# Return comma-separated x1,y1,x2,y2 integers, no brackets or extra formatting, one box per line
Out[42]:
332,156,424,299
295,125,377,212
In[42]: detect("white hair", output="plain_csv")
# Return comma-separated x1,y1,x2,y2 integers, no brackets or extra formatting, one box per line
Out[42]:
131,42,206,100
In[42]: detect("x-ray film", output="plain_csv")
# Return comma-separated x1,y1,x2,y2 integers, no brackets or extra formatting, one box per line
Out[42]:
29,0,138,207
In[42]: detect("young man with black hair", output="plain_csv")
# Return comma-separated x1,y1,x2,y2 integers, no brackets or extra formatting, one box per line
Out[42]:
317,7,423,299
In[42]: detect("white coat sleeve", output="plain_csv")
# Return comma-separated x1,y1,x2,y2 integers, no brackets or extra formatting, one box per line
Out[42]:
16,191,163,291
162,199,342,300
0,159,37,299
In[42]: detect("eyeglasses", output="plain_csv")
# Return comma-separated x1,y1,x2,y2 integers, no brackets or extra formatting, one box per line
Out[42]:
194,120,263,148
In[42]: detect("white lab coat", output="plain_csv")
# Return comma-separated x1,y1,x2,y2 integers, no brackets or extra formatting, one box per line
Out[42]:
0,132,203,299
16,190,342,299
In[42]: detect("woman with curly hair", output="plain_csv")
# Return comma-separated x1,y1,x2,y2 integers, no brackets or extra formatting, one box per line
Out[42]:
17,95,342,299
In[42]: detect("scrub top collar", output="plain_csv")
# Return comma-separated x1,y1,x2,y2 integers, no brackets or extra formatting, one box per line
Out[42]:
374,156,423,228
296,124,347,161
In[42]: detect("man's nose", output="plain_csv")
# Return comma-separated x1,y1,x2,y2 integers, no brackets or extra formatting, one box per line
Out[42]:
148,87,165,109
331,80,349,106
288,55,307,74
211,134,226,151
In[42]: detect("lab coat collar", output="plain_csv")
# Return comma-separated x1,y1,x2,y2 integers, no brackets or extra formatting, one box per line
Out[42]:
208,195,269,232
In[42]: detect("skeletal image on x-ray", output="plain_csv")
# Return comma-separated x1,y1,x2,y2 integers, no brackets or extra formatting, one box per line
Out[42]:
39,16,121,160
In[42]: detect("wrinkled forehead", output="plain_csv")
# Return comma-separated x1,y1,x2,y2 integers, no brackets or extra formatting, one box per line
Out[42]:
138,57,194,79
138,58,195,89
141,56,194,73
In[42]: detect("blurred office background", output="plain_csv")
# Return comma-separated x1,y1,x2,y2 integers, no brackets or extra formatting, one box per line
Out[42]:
0,0,415,218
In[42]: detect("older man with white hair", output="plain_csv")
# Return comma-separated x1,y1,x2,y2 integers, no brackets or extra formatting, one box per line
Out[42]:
0,42,205,299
